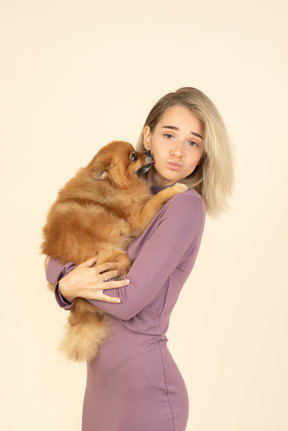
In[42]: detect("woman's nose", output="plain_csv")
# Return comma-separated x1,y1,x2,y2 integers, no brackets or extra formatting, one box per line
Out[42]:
170,142,183,158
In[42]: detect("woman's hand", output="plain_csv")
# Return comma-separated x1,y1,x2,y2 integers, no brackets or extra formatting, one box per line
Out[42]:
46,255,130,304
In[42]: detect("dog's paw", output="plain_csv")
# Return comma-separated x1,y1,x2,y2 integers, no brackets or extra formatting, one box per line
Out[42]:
172,182,188,193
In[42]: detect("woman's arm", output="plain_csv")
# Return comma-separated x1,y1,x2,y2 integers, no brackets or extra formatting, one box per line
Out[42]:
86,193,205,320
46,255,130,307
92,194,205,320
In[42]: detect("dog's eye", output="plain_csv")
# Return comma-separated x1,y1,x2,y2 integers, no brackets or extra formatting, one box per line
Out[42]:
131,152,138,162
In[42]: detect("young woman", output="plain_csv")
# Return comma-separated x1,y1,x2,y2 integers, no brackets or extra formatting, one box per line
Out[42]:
46,87,234,431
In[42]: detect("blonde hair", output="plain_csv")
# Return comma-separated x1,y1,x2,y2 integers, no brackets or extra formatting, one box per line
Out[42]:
136,87,234,217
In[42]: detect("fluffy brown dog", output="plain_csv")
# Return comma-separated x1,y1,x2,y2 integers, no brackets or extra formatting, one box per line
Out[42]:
42,140,187,362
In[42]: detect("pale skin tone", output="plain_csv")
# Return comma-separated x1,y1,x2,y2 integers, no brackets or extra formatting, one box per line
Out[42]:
45,105,204,304
44,255,129,304
143,105,204,187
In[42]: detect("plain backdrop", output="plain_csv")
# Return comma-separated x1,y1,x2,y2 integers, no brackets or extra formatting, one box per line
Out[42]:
1,0,287,430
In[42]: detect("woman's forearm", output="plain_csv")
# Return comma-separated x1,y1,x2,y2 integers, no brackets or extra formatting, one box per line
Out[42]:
88,193,205,320
46,256,130,306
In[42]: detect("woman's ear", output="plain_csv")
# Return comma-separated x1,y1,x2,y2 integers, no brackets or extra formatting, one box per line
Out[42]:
143,126,151,151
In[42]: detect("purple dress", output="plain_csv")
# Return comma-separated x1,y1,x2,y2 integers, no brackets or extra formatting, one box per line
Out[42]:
47,188,205,431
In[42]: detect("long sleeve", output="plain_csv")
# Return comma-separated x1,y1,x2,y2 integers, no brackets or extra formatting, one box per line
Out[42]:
46,259,76,310
87,191,205,320
50,190,205,319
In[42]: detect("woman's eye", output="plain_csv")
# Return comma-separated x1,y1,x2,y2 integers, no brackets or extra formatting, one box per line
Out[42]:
189,141,198,147
164,133,173,139
131,152,138,161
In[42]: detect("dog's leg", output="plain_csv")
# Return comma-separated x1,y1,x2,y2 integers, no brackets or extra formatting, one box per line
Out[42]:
97,248,131,276
130,183,188,235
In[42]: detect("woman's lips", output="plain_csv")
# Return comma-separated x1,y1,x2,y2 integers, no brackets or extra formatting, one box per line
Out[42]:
167,161,183,171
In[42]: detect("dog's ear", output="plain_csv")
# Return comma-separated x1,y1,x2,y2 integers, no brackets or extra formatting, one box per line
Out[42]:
88,156,110,181
94,169,108,180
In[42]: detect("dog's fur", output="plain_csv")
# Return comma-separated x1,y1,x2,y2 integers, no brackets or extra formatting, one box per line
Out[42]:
42,140,187,362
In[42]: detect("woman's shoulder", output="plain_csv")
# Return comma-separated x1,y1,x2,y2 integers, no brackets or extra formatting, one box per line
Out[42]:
164,187,206,215
172,186,204,203
154,186,206,231
128,187,206,259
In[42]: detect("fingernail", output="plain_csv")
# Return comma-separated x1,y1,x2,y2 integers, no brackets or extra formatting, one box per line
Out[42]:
126,279,130,284
115,298,121,303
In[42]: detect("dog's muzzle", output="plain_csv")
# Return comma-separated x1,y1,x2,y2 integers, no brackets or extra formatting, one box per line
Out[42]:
137,151,155,177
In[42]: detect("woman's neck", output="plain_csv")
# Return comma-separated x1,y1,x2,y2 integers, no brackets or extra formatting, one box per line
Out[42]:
145,168,174,188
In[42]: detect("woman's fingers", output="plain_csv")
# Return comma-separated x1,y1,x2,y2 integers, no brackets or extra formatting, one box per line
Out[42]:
79,257,121,274
58,257,130,304
96,261,120,273
98,279,130,303
100,269,124,282
99,293,121,303
102,278,130,290
79,255,99,268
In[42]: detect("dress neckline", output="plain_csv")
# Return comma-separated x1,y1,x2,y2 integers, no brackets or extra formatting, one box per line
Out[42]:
150,185,172,195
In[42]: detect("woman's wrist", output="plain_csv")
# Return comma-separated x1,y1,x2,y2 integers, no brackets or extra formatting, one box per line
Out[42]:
58,276,76,304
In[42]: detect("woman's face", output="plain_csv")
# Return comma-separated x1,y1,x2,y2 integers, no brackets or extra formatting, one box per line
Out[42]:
143,105,204,187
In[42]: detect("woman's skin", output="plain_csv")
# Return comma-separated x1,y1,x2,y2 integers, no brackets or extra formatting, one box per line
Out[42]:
143,105,204,187
45,255,130,304
46,105,203,304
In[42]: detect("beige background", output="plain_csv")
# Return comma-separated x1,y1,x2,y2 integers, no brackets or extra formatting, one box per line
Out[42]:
1,0,287,430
